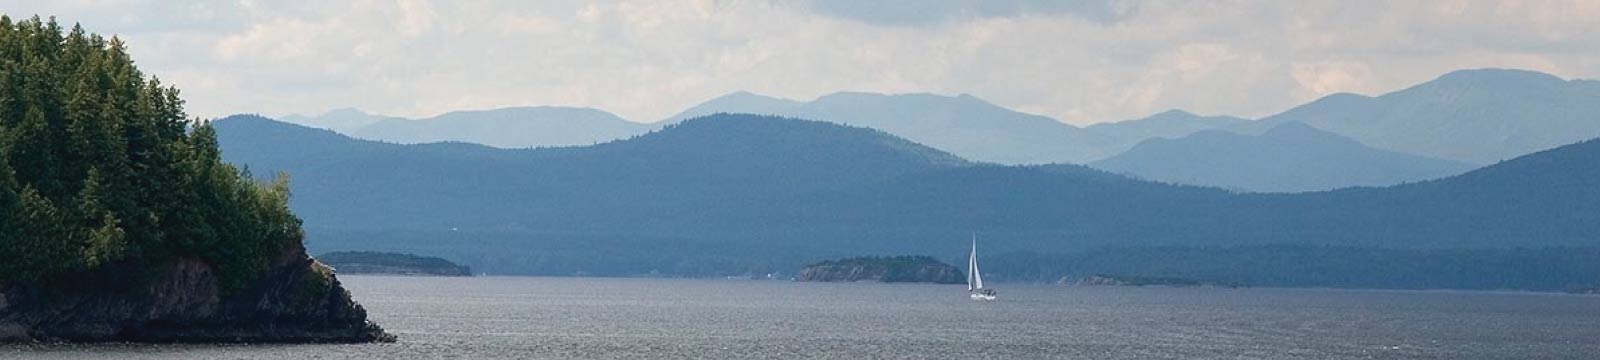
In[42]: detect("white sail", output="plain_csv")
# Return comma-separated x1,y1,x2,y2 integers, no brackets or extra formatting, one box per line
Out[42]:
968,234,996,301
969,235,984,290
968,240,976,291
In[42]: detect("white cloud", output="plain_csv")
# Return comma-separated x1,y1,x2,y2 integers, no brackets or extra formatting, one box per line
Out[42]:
3,0,1598,125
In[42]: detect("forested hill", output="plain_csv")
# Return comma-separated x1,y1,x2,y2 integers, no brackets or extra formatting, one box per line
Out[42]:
214,113,968,230
215,114,1600,278
775,137,1600,253
0,16,385,343
0,19,292,290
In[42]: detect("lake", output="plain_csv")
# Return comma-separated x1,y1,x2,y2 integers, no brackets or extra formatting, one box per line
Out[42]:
6,276,1600,359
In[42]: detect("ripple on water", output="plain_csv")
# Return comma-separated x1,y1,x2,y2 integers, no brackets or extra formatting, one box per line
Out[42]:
6,277,1600,359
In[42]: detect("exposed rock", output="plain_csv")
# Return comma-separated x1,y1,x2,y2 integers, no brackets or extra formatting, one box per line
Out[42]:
0,237,391,343
796,256,963,284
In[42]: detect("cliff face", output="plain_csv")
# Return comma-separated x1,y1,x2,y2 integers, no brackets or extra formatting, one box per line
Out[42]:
0,238,391,343
796,256,964,284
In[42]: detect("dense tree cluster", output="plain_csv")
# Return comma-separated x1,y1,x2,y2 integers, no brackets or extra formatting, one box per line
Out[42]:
0,16,300,293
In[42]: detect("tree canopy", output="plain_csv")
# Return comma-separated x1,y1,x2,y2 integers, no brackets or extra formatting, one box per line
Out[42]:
0,16,300,293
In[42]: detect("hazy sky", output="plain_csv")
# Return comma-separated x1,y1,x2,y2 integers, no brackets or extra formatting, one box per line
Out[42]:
5,0,1599,125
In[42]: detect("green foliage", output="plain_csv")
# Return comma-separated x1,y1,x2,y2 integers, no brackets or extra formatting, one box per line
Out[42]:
0,16,302,293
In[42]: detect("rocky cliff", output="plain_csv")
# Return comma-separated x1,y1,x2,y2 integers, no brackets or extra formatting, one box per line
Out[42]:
796,256,963,284
0,237,391,343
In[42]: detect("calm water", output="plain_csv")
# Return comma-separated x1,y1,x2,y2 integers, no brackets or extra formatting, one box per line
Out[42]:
6,276,1600,359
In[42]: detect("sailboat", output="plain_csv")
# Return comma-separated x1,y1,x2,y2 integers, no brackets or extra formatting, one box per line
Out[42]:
968,235,997,301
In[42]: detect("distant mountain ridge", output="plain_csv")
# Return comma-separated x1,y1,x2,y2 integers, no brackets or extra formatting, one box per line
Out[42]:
273,67,1599,192
1241,68,1600,164
286,90,1250,165
1092,122,1476,192
215,115,1600,279
351,106,652,148
281,108,401,133
1082,110,1249,156
668,91,1245,164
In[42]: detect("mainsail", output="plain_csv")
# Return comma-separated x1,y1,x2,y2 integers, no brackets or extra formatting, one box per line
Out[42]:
968,235,983,291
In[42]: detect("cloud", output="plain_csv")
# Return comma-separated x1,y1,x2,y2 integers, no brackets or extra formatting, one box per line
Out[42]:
2,0,1598,126
790,0,1139,27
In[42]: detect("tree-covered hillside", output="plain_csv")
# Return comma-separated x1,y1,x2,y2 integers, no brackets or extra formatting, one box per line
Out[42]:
0,16,300,292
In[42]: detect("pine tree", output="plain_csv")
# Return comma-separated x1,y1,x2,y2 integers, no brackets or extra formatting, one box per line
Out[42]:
76,167,125,267
0,150,24,283
0,16,305,291
8,106,61,196
6,187,74,281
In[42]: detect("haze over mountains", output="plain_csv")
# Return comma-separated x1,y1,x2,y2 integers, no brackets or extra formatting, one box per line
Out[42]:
667,91,1257,164
289,106,654,148
215,113,1600,281
1239,68,1600,164
1093,122,1476,192
271,68,1600,193
280,108,400,133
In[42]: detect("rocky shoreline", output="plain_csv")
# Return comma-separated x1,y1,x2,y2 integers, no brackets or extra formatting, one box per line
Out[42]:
0,241,391,343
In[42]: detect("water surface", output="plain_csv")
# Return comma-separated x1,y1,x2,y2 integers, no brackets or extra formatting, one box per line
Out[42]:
6,276,1599,359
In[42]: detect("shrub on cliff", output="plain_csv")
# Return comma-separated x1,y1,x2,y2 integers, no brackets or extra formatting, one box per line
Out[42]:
0,16,298,294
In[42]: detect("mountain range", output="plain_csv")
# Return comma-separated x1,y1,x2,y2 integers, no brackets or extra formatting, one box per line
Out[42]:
1239,68,1600,164
280,108,400,133
215,114,1600,278
667,91,1247,164
283,106,655,148
272,68,1600,193
1092,122,1476,192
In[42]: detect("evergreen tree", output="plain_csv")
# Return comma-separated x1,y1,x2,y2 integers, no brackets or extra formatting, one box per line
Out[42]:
0,16,304,292
0,150,23,282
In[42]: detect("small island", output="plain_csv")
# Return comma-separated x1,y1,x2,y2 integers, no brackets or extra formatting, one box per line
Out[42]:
796,256,963,284
1071,274,1241,288
319,251,473,277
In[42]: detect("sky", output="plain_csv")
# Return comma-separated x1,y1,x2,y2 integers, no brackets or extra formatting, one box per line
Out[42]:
4,0,1599,125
